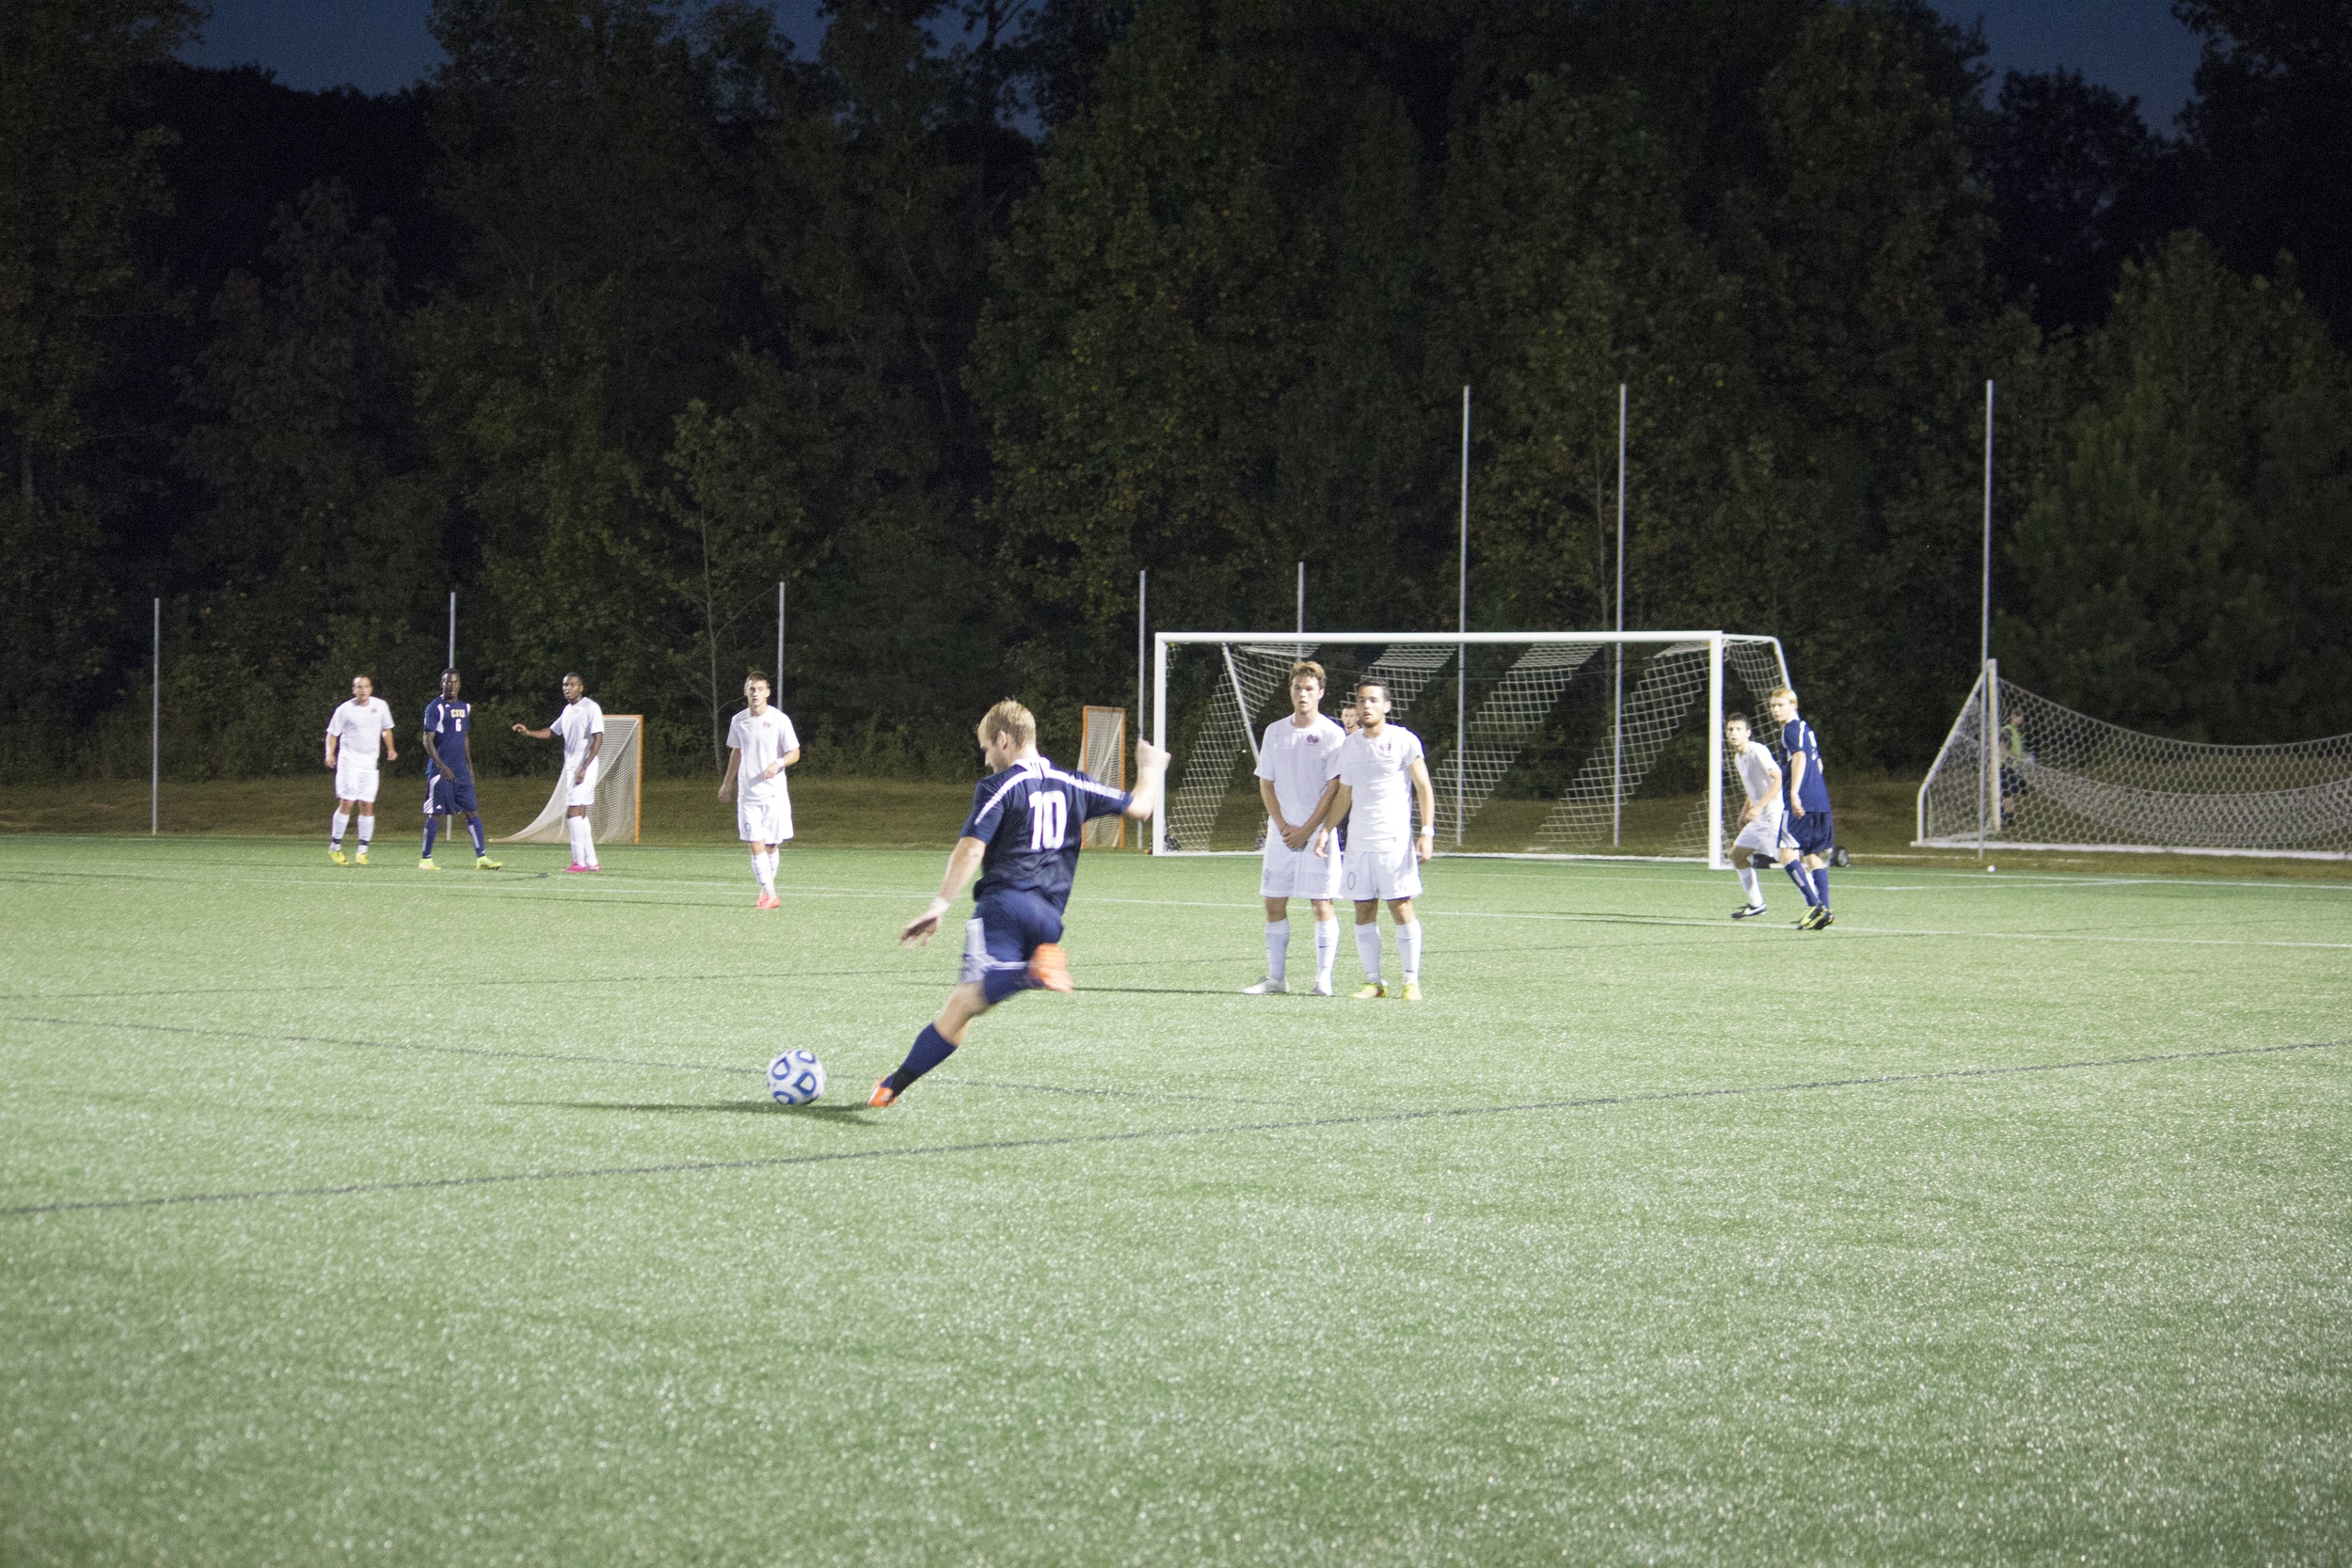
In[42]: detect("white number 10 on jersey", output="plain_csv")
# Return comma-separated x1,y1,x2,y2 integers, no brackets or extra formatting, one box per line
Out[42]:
1028,793,1068,850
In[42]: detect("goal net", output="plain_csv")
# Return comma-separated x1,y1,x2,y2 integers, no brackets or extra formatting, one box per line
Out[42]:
498,714,644,846
1079,705,1126,848
1151,633,1789,864
1916,667,2352,859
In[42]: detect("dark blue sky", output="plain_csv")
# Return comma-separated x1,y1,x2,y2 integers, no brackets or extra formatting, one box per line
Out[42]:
181,0,2208,129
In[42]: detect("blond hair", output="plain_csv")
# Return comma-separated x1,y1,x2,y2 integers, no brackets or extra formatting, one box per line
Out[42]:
1768,686,1798,705
1289,659,1326,687
976,699,1037,751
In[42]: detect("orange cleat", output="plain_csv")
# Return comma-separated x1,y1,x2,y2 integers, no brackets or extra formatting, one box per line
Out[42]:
868,1079,900,1108
755,893,779,910
1027,942,1074,992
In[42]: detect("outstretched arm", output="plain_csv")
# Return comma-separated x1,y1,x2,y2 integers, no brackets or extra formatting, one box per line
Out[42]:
1410,757,1437,862
511,723,553,739
901,836,987,947
1120,740,1170,821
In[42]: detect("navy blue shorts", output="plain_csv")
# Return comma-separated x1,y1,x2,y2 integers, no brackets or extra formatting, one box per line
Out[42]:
1787,808,1835,859
960,888,1065,1005
425,771,479,816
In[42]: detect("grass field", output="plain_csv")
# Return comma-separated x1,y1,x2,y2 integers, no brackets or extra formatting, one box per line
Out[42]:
4,835,2348,1565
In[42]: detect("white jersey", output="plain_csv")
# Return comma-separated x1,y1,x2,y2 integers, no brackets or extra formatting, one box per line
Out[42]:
728,707,800,801
1335,724,1425,847
553,698,605,774
1254,712,1344,824
326,697,395,760
1734,740,1785,820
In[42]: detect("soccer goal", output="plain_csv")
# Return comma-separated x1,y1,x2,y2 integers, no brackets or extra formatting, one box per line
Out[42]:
1916,665,2352,860
498,714,644,846
1078,705,1127,848
1151,632,1790,866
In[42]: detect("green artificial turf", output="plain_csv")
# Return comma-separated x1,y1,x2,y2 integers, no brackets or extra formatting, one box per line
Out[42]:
3,837,2347,1565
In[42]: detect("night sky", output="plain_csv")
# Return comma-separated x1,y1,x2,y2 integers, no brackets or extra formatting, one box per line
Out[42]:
180,0,2208,128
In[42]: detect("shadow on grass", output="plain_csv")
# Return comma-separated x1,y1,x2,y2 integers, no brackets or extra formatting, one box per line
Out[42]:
542,1100,873,1118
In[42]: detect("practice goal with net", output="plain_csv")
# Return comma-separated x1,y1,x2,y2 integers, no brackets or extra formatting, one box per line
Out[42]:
498,714,644,846
1151,633,1790,866
1916,665,2352,860
1079,705,1126,848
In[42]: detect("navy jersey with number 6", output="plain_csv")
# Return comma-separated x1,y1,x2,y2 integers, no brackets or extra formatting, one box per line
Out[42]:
422,697,475,780
962,757,1130,910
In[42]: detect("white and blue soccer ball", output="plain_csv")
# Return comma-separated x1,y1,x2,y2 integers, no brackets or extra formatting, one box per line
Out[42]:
767,1049,826,1105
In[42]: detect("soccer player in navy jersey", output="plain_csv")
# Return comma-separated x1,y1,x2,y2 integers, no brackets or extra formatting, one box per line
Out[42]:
420,670,500,871
871,699,1168,1108
1767,686,1834,929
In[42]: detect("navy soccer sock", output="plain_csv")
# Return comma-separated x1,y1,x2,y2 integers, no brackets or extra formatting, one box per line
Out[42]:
887,1023,958,1092
1813,869,1830,909
1783,861,1816,904
421,817,439,857
468,816,486,857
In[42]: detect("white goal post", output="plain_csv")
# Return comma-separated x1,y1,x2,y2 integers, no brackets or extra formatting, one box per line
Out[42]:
1916,666,2352,860
497,713,644,846
1150,632,1791,866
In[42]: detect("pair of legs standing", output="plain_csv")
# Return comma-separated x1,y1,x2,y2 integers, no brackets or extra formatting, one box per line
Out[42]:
561,801,601,872
1254,895,1341,995
329,796,375,863
1350,896,1422,998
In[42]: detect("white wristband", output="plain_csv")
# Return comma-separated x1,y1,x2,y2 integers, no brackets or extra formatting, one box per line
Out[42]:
924,896,951,918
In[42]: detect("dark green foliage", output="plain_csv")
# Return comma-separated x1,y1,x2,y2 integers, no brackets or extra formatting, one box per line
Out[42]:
8,0,2352,782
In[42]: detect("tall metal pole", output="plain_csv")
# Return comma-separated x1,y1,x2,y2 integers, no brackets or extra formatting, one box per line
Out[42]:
776,581,787,693
1456,385,1469,847
1136,567,1147,752
447,591,456,669
1295,560,1305,653
1613,383,1627,847
1979,378,1994,858
151,597,160,835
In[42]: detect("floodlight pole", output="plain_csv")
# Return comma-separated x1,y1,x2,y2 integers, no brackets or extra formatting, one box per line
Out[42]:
1295,560,1305,655
1613,383,1627,848
776,580,787,696
447,591,456,669
1136,568,1147,754
1980,378,1994,859
151,597,160,835
1456,385,1469,847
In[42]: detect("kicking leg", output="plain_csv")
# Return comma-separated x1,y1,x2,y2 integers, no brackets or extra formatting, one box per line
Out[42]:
873,982,992,1106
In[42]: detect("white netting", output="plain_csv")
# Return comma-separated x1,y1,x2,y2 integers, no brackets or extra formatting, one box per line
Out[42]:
1917,674,2352,857
1429,643,1600,842
499,714,642,845
1079,705,1126,848
1158,636,1789,857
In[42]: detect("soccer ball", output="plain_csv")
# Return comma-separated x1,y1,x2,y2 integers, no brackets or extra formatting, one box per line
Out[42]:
766,1049,826,1105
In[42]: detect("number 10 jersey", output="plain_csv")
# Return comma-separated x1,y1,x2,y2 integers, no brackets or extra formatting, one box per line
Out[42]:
961,756,1131,911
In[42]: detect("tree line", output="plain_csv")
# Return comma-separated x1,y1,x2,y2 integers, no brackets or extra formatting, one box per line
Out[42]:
3,0,2347,786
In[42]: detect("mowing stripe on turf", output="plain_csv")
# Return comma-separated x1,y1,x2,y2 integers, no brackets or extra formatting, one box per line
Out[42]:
3,1039,2339,1220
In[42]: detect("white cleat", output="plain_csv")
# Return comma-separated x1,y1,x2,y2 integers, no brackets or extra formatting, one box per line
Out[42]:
1240,976,1288,994
1311,979,1334,996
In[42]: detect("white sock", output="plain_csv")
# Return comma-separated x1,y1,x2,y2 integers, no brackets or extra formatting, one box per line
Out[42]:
752,850,770,893
1355,922,1382,983
330,810,349,847
568,819,588,864
1737,867,1760,905
1264,919,1289,983
581,821,598,867
764,850,779,891
1397,919,1422,985
1313,918,1338,986
357,816,373,846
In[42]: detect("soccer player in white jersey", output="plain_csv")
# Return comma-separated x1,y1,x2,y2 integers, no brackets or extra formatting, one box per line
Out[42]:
717,673,801,909
324,673,397,864
1724,711,1785,919
512,673,605,872
1320,680,1437,1000
1244,660,1346,995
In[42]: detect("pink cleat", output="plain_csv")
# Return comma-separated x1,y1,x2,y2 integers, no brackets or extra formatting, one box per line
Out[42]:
566,863,592,874
755,893,779,910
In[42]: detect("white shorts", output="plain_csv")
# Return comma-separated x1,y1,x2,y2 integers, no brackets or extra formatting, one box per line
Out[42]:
1733,814,1789,857
738,794,794,846
333,755,380,804
1341,838,1422,903
1260,828,1343,900
565,760,599,808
